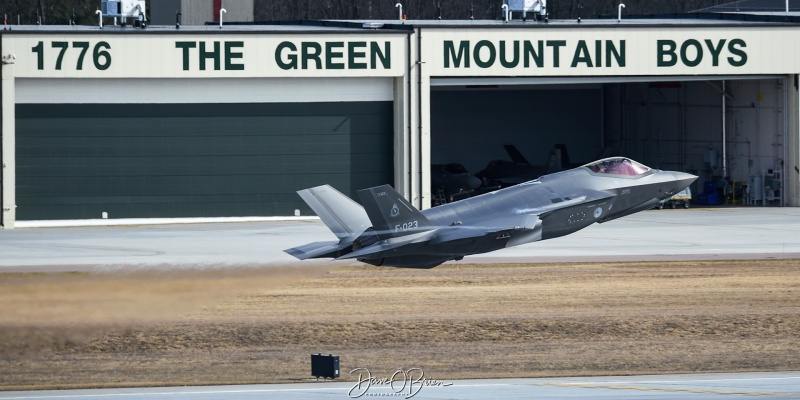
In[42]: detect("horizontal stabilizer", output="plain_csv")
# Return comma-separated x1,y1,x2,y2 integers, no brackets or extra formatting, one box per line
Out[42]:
284,240,351,260
357,185,433,240
298,185,371,239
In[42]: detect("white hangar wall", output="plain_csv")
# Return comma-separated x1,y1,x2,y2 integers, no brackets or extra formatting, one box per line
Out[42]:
417,24,800,209
6,33,407,78
1,30,409,227
422,27,800,76
2,21,800,228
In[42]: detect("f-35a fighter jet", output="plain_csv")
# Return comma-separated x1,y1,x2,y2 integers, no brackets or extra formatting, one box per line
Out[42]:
285,157,697,268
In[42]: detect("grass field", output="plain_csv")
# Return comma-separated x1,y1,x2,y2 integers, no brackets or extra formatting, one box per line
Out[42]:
1,259,799,390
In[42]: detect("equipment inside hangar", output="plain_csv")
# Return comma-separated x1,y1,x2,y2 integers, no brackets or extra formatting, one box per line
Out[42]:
430,76,789,206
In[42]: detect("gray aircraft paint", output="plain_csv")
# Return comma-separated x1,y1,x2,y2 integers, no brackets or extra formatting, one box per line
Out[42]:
285,157,696,268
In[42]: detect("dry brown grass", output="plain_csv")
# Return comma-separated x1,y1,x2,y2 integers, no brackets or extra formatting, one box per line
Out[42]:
1,260,799,390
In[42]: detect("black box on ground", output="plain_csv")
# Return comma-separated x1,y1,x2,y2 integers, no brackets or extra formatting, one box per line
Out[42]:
311,353,340,379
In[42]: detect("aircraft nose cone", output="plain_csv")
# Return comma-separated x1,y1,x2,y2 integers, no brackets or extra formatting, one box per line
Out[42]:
672,171,698,188
467,176,482,190
670,171,698,194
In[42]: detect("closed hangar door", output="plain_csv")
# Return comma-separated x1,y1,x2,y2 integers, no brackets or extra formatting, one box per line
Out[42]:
15,78,394,220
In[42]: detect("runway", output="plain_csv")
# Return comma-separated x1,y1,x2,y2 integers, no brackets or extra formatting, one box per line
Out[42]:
2,372,799,399
2,207,799,399
1,207,799,271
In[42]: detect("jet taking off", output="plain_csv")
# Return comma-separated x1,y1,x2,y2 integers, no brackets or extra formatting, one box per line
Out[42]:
285,157,697,268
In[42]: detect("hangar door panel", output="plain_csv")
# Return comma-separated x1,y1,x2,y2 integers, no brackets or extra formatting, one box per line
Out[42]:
431,88,603,173
15,102,392,220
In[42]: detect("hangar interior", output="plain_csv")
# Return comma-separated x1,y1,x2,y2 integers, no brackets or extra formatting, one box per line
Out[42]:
431,77,788,206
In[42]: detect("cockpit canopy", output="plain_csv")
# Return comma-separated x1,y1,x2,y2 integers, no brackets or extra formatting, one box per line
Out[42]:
583,157,651,176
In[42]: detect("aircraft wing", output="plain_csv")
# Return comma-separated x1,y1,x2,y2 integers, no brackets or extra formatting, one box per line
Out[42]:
337,214,542,260
515,189,616,217
335,230,437,260
430,214,540,244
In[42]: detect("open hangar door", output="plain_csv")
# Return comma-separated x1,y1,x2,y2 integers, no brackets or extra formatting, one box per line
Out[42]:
430,83,604,203
430,76,788,207
606,76,787,206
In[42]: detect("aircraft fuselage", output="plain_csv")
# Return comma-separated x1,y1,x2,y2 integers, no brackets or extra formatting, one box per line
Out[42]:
361,165,695,268
285,158,697,269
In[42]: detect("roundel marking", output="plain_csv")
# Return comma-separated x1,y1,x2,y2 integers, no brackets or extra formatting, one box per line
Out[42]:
594,207,603,219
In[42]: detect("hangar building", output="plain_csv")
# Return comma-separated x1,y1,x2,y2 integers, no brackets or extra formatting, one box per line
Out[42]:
2,13,800,228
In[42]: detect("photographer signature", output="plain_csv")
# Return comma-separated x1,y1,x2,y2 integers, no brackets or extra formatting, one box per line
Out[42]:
348,367,452,399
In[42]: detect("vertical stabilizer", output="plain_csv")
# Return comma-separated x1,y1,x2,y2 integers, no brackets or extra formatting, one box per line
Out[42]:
504,144,531,165
298,185,371,239
356,185,433,240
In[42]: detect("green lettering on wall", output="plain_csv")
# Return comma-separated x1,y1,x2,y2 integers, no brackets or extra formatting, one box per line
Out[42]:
51,42,68,70
657,40,677,67
275,42,297,70
704,39,726,67
595,40,602,68
199,41,221,71
680,39,702,67
225,41,244,70
523,41,543,68
302,42,322,69
728,39,747,67
175,41,196,71
92,41,112,70
499,40,519,68
606,40,625,67
474,40,496,68
349,42,367,69
571,40,593,68
73,41,89,70
444,41,470,68
546,40,566,68
326,42,345,69
370,42,391,69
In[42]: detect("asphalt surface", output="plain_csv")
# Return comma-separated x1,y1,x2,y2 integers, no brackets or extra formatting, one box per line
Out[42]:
1,372,799,399
1,207,799,271
2,207,799,399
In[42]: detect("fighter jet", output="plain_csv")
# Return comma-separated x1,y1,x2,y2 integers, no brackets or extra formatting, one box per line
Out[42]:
285,157,697,269
474,144,546,187
430,162,482,204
